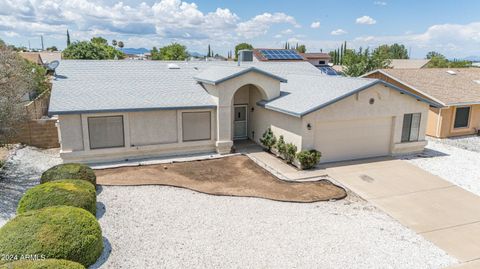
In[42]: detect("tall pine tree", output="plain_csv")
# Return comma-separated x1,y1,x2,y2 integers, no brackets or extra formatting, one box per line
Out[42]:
66,29,71,46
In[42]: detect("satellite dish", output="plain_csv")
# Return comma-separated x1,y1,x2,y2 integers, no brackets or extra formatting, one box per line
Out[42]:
47,60,60,71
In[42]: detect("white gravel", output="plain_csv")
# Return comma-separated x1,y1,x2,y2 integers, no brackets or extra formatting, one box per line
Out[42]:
404,138,480,197
429,135,480,153
94,186,455,269
0,146,61,227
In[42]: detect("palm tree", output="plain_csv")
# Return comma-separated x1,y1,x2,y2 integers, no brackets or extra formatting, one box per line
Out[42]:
118,41,124,51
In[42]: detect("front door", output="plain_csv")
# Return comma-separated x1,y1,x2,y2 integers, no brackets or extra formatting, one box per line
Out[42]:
233,105,247,140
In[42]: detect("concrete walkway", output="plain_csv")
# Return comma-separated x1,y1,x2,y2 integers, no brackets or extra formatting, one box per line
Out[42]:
323,158,480,267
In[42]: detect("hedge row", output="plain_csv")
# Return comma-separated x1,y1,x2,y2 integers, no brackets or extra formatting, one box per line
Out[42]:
0,163,102,268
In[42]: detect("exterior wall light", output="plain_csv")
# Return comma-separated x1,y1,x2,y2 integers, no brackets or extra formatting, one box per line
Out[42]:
251,107,254,112
369,98,375,105
307,123,312,130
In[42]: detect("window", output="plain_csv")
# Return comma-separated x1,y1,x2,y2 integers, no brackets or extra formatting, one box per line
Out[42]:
318,60,326,65
401,113,421,142
182,112,211,142
88,116,125,149
454,107,470,129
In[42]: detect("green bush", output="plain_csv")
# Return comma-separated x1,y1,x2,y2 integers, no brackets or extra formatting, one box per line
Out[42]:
296,149,322,169
17,180,96,215
275,135,286,157
41,164,96,185
284,143,298,164
0,259,85,269
0,206,103,267
0,160,4,169
259,128,276,151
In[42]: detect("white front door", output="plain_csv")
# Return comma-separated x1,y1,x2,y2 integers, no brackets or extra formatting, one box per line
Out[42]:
233,105,247,140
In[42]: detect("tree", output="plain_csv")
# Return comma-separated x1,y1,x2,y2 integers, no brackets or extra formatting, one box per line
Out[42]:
234,43,253,60
207,44,211,57
112,40,117,47
62,37,125,60
343,47,390,77
296,44,306,53
426,51,444,59
150,43,188,60
67,29,71,46
46,46,58,51
0,38,4,47
0,46,35,144
117,41,124,50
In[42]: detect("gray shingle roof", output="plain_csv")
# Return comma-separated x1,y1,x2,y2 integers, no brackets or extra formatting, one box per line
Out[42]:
194,66,287,85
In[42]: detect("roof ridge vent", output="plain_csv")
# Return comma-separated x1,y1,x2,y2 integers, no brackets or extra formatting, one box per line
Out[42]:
446,70,456,75
167,63,180,69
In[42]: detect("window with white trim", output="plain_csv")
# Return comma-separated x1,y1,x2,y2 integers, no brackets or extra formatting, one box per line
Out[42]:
453,107,470,129
88,116,125,149
401,113,421,142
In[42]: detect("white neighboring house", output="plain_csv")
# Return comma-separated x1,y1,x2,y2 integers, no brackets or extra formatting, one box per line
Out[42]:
49,59,439,164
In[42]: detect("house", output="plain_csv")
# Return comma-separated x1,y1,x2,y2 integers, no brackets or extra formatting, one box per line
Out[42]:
364,68,480,138
48,58,438,164
39,51,62,64
252,49,305,62
301,52,331,66
388,59,430,69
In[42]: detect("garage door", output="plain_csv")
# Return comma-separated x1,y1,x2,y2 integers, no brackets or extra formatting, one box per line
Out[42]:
314,117,392,163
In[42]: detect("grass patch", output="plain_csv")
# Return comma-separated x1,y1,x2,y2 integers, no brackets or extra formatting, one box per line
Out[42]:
17,179,96,215
41,163,96,186
0,259,85,269
0,206,103,267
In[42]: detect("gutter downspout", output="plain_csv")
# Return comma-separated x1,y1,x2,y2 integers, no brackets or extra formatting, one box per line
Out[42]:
436,108,442,138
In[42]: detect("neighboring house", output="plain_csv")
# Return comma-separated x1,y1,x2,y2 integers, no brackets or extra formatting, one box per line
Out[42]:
252,49,305,62
364,68,480,138
301,52,331,66
49,59,437,164
39,51,62,64
19,52,43,65
388,59,430,69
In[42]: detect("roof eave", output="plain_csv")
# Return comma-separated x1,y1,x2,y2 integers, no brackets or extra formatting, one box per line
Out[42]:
48,105,217,117
193,67,288,85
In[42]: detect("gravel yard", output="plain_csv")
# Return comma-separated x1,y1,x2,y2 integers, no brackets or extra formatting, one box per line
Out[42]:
94,186,454,269
429,135,480,153
0,146,61,227
404,138,480,197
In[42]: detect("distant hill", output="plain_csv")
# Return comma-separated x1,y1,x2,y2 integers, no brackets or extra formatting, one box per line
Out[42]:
463,56,480,62
121,48,149,55
189,51,204,58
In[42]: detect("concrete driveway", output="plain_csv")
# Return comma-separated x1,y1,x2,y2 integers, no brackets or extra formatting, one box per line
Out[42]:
324,158,480,267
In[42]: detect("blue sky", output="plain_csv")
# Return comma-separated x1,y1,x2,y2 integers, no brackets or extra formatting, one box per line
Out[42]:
1,0,480,58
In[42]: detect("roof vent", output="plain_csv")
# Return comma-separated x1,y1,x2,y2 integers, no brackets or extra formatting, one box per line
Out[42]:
446,70,456,75
238,50,253,62
474,80,480,85
167,63,180,69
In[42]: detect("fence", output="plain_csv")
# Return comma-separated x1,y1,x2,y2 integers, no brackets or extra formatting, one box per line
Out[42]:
25,90,50,119
15,119,59,149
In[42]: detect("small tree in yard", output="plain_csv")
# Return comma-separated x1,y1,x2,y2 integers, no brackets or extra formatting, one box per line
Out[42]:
275,135,286,157
260,128,276,152
284,143,297,164
296,150,322,169
0,46,35,145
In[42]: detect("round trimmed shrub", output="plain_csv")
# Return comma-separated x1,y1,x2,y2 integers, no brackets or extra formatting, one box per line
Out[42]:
17,180,96,215
0,259,85,269
41,163,96,185
0,206,103,267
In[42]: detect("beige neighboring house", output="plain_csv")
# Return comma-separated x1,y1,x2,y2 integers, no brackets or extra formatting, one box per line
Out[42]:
49,58,437,164
39,51,62,64
364,68,480,138
388,59,430,69
300,52,331,66
19,52,44,65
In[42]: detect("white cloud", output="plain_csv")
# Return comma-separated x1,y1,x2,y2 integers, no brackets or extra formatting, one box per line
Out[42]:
356,15,377,25
0,0,299,49
281,29,293,35
374,1,387,6
236,12,299,39
331,29,347,35
310,21,320,29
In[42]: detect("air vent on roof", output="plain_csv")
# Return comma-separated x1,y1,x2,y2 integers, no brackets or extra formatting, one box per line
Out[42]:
167,63,180,69
446,70,456,75
474,80,480,85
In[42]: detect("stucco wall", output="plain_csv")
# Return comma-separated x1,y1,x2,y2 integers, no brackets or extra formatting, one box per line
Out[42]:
436,105,480,138
58,108,216,163
302,83,429,156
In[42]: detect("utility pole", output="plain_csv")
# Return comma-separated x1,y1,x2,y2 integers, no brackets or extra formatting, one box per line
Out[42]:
28,40,31,51
41,35,44,51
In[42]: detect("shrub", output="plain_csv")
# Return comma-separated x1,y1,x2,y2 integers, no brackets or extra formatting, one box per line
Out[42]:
17,179,96,215
0,206,103,267
296,149,322,169
284,143,298,164
41,163,96,185
0,259,85,269
275,135,286,157
259,128,276,152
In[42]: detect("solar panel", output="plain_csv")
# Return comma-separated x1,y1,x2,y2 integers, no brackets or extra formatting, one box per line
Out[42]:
318,66,338,76
259,49,303,60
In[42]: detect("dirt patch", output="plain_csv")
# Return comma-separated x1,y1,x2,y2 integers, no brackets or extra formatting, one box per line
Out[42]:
95,155,346,203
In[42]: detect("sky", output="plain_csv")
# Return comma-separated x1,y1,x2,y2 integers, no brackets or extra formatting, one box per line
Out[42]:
1,0,480,59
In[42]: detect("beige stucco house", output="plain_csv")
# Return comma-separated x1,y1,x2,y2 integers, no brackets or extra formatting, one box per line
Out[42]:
364,68,480,138
49,59,437,164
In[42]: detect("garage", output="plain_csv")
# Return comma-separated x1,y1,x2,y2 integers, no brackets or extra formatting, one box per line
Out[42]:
314,117,393,163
